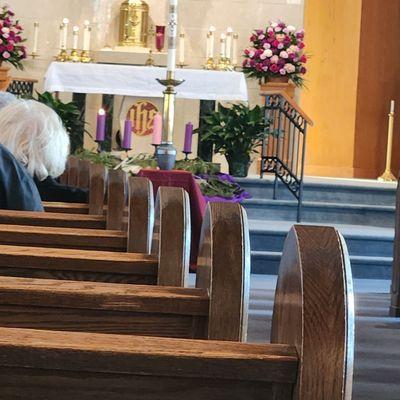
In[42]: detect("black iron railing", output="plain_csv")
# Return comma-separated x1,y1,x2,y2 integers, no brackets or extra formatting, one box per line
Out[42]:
7,78,38,98
260,92,312,222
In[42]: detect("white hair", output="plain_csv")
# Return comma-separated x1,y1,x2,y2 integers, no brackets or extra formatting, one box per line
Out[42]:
0,100,70,180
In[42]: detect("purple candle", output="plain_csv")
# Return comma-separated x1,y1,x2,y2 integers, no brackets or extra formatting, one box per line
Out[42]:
183,122,194,153
96,108,106,142
122,119,132,150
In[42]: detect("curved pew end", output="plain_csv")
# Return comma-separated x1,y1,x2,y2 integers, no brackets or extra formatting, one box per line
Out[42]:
88,163,106,216
271,225,355,400
77,158,91,189
196,202,250,342
127,177,154,254
67,156,79,187
152,187,191,288
106,169,126,231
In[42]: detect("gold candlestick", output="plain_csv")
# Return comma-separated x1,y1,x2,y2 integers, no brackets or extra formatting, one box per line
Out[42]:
155,71,184,170
56,49,69,62
80,50,92,63
378,103,397,182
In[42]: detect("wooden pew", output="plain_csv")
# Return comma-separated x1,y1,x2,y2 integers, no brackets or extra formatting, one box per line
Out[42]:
0,203,249,341
0,186,189,286
390,176,400,316
0,176,153,253
0,225,354,399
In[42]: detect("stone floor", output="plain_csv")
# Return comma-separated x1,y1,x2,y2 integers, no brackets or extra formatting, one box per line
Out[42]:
247,275,400,400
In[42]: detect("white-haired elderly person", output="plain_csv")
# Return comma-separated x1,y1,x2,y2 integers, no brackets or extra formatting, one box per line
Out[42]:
0,99,88,204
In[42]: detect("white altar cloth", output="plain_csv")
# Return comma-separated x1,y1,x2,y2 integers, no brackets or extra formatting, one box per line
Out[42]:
44,62,248,102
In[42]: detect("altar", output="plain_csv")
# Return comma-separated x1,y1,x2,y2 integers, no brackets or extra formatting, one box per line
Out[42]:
44,62,248,157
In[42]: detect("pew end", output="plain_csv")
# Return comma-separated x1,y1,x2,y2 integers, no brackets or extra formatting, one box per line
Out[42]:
152,186,191,287
196,202,250,342
271,225,355,400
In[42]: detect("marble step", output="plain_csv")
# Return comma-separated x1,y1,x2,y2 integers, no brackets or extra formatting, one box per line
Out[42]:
249,220,394,257
236,177,396,206
251,251,392,280
243,199,395,227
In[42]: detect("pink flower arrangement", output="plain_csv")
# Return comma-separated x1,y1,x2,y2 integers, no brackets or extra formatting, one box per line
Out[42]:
0,5,26,70
242,20,307,87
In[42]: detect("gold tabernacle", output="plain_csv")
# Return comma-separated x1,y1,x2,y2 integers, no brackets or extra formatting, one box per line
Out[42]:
119,0,149,48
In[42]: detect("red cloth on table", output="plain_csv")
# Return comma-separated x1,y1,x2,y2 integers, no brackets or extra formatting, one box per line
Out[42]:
137,169,207,268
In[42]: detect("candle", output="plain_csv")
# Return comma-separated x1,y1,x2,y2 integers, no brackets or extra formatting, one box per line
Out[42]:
391,100,395,114
72,26,79,50
220,33,226,59
83,20,91,51
183,122,194,153
96,108,106,142
167,0,178,72
179,33,185,64
62,18,69,50
59,23,64,51
122,119,132,150
32,22,39,55
206,32,211,59
232,33,238,65
226,27,233,61
209,26,215,58
152,113,163,145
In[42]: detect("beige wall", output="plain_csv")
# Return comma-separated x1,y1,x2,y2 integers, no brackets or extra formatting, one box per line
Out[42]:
10,0,304,173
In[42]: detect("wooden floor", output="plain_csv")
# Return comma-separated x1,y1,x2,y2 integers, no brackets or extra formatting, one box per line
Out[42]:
244,275,400,400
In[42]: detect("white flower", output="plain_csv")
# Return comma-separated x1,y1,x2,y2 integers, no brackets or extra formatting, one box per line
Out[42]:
264,49,273,57
1,27,9,34
275,26,282,32
280,51,289,59
287,25,296,33
258,34,265,40
284,63,296,73
263,42,271,49
262,66,269,72
279,68,287,75
288,45,299,54
249,50,255,58
2,33,9,39
267,27,274,33
271,22,278,28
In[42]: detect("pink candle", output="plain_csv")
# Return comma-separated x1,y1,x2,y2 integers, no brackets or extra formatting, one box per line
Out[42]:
152,113,163,145
183,122,194,153
96,108,106,142
122,119,132,150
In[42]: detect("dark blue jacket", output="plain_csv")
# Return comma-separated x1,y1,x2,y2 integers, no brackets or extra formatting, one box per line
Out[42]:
0,144,43,211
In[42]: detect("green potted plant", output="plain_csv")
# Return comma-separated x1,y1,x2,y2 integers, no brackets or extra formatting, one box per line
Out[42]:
196,104,265,177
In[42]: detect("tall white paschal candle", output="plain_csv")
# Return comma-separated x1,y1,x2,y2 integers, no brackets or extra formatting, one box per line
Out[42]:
32,22,39,54
62,18,69,50
167,0,178,73
209,26,215,59
179,33,185,64
226,27,233,61
72,26,79,50
83,20,91,51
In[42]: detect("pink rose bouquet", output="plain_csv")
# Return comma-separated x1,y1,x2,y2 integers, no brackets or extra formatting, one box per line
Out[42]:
242,20,307,87
0,5,26,70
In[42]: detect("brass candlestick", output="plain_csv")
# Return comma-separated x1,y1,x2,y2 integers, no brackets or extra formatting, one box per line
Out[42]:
56,49,69,62
70,49,81,63
204,57,215,70
80,50,92,63
155,71,184,170
378,106,397,182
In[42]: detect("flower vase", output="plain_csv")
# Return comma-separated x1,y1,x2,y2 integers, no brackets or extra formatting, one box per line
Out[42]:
226,153,251,178
0,63,11,91
260,75,295,99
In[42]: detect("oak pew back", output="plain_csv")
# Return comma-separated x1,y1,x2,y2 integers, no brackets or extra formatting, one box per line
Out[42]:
0,225,354,399
0,186,188,286
0,203,249,341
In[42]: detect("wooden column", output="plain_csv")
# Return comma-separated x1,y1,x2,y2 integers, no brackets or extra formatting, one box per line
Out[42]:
301,0,400,179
